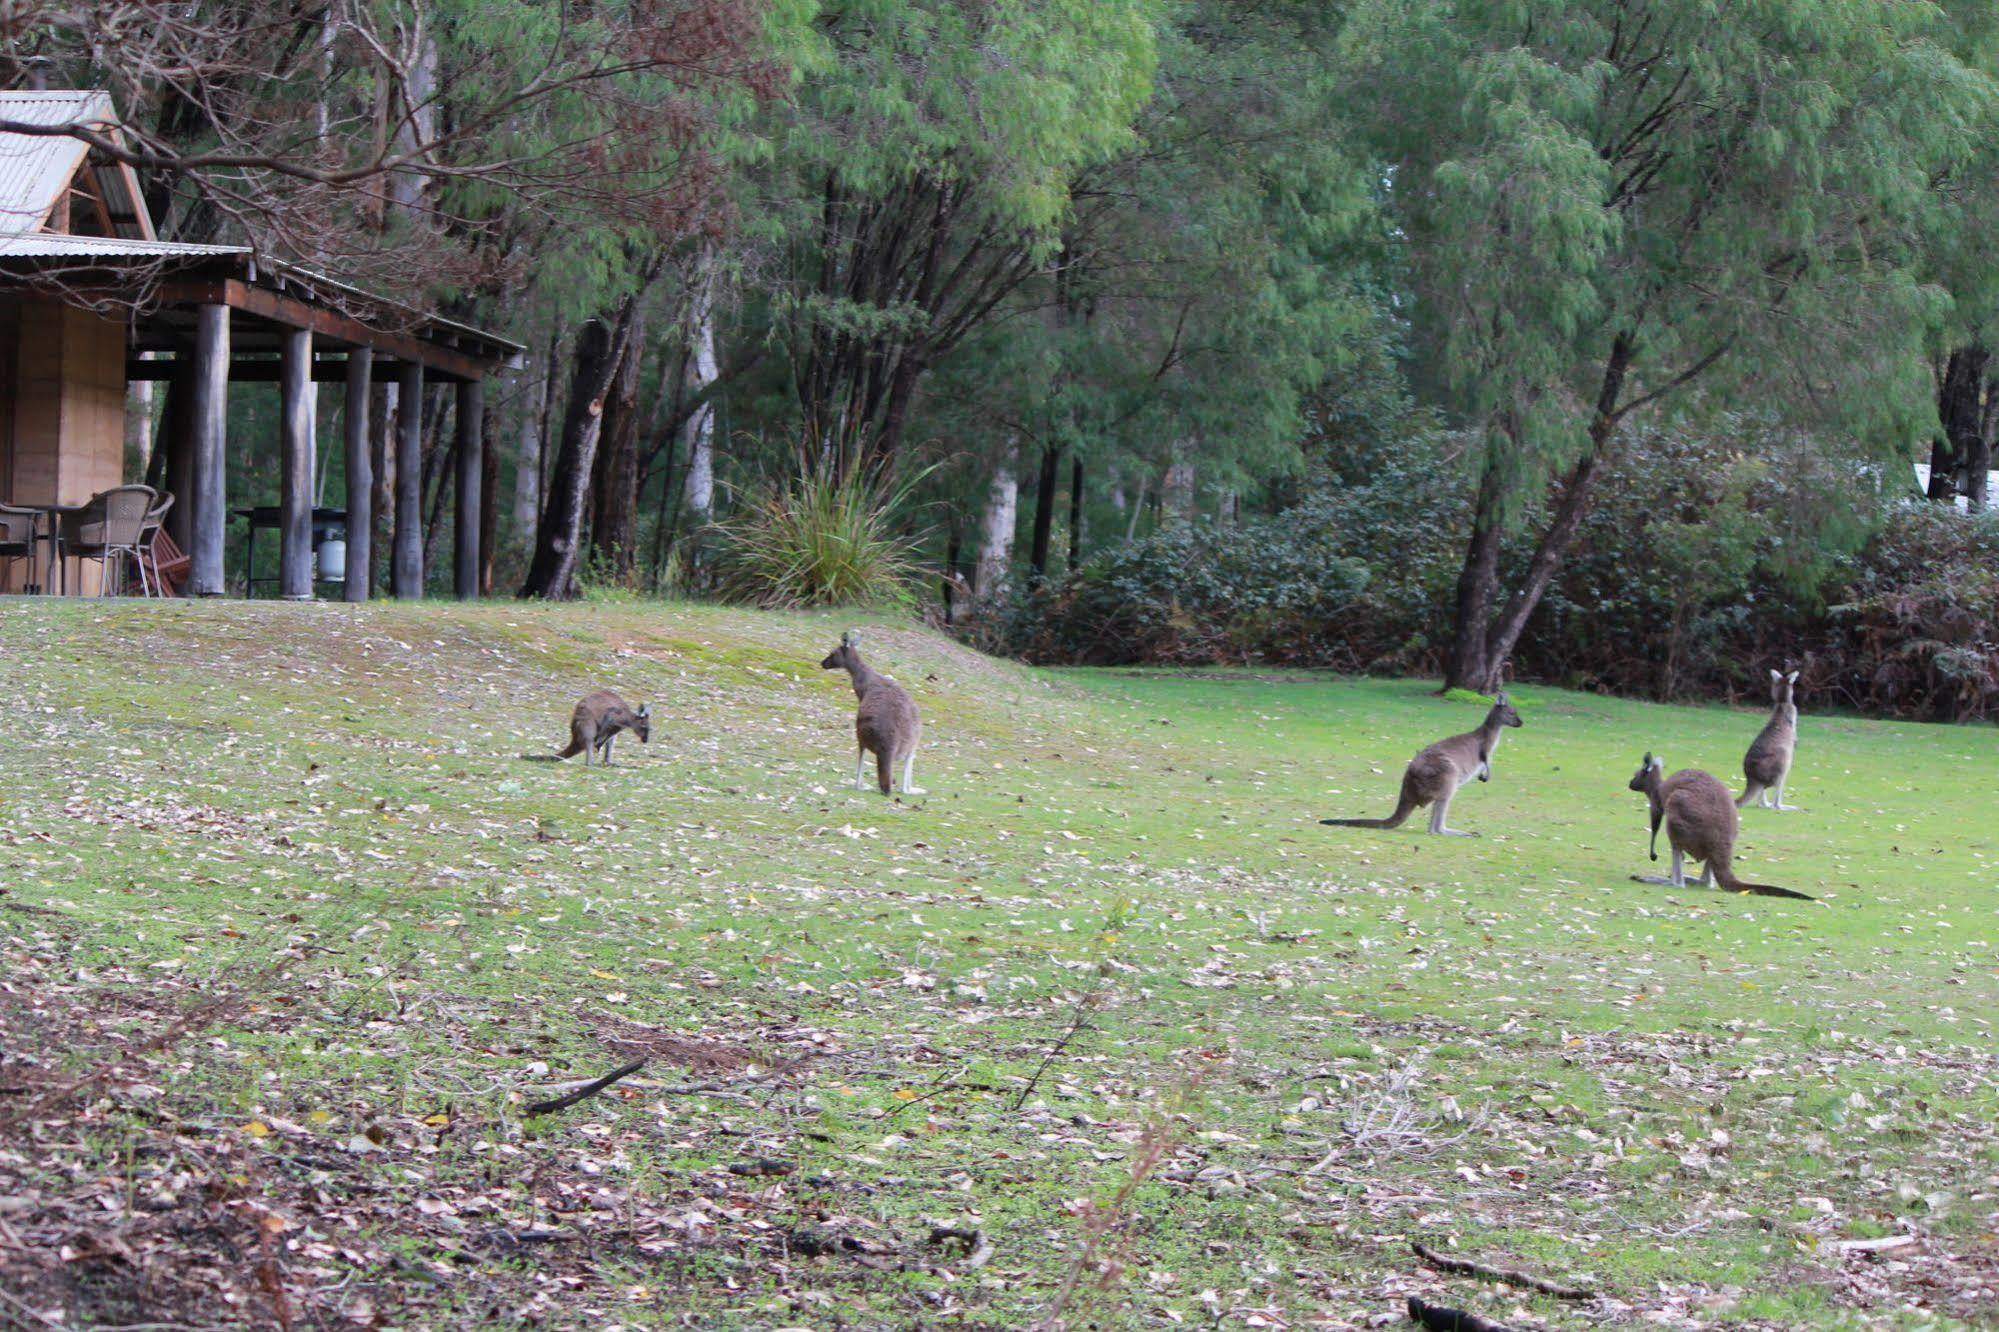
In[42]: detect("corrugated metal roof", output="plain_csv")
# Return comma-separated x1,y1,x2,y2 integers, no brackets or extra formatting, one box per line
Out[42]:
0,90,153,240
0,232,246,258
0,90,109,233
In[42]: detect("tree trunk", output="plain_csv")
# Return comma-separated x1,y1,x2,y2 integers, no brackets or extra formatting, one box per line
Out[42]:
125,379,154,477
1444,462,1505,692
1937,345,1990,507
976,438,1019,600
511,352,548,535
682,250,721,524
479,397,500,594
1028,444,1062,582
1067,455,1085,572
1161,456,1196,526
942,519,962,623
520,303,637,599
589,310,646,583
1442,334,1636,693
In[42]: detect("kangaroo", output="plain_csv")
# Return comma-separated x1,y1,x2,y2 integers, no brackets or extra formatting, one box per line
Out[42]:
1627,753,1813,899
1737,668,1801,811
1321,693,1522,836
529,690,650,766
821,630,925,797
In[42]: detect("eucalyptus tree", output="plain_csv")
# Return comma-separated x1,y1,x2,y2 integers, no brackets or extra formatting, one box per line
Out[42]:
761,0,1164,477
1344,0,1999,691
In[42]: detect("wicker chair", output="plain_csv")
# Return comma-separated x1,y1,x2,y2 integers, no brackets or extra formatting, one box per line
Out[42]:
67,485,159,596
0,503,42,593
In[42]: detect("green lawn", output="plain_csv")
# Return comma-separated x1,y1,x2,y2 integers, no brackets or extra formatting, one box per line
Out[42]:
1,599,1994,1330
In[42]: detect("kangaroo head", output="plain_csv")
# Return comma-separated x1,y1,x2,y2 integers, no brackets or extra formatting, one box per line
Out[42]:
1490,691,1523,728
633,703,651,744
1628,751,1664,793
1770,666,1799,707
821,630,862,673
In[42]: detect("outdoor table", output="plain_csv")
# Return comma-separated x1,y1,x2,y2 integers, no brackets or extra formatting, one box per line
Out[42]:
25,503,87,595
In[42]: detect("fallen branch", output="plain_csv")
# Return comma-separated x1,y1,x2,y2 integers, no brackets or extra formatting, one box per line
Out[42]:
522,1058,647,1117
1412,1240,1593,1300
1831,1234,1919,1255
1408,1296,1516,1332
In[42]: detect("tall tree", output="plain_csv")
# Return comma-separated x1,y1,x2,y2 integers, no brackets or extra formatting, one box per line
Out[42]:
1343,0,1999,691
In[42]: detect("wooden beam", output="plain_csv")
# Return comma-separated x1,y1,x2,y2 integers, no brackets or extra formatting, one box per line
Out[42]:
344,348,374,603
393,361,423,598
155,278,494,382
454,379,483,600
187,304,229,596
279,327,314,600
126,356,404,383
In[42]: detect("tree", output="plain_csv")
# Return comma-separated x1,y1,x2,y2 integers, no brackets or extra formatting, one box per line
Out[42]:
761,0,1163,476
1343,0,1999,691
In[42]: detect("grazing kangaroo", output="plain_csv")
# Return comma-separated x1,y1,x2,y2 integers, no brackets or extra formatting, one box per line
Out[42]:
1738,669,1801,811
821,630,925,796
530,690,650,766
1627,753,1813,899
1321,693,1523,836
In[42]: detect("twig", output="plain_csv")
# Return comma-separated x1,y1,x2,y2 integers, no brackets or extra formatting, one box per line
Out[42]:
1407,1296,1517,1332
1011,974,1108,1112
522,1058,647,1116
1411,1241,1594,1300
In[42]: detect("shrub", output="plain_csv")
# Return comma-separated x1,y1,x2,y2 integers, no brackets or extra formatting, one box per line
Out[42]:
713,460,927,610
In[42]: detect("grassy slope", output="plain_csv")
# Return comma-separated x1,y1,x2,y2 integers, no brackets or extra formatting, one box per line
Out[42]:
1,599,1994,1330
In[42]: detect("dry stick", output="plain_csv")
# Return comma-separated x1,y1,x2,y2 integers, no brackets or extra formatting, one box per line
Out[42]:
1407,1296,1517,1332
1411,1241,1594,1301
522,1058,647,1117
1011,973,1107,1111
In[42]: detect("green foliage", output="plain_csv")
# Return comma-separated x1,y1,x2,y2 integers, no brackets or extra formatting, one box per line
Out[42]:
713,457,929,609
1342,0,1999,512
988,511,1370,665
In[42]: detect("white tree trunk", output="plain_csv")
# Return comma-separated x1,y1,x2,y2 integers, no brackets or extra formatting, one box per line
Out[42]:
681,249,721,524
388,24,438,217
976,437,1020,599
1162,449,1197,526
511,355,545,532
125,379,154,474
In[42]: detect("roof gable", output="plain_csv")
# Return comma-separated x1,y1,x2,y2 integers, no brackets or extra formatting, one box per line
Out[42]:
0,90,155,240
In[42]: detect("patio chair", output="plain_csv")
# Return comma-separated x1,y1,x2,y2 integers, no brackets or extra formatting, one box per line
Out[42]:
0,503,42,593
137,493,187,596
67,484,158,596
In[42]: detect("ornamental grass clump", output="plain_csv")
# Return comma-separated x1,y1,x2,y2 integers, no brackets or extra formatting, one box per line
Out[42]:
714,459,927,610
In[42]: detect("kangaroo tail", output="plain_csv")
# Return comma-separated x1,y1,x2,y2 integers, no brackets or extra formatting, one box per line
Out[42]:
1735,783,1764,809
523,739,582,763
1321,791,1416,829
1715,860,1815,900
875,748,894,796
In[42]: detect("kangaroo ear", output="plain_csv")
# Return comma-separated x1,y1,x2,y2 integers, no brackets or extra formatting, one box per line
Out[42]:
1769,668,1782,683
1495,691,1508,705
1650,754,1664,771
636,704,650,719
1786,670,1798,684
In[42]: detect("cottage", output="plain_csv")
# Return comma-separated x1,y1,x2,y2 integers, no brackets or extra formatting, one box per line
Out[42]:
0,89,519,598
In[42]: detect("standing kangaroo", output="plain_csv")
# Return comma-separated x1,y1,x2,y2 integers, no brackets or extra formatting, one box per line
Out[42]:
1738,668,1800,811
1321,693,1523,836
1628,753,1813,899
534,690,651,766
821,630,925,796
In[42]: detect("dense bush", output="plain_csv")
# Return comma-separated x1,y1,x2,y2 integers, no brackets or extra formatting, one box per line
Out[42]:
982,418,1999,721
984,508,1373,665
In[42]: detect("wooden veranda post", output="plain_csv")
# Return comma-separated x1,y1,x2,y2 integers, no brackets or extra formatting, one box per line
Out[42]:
278,327,314,600
454,378,482,600
343,349,374,602
393,361,423,597
187,304,229,596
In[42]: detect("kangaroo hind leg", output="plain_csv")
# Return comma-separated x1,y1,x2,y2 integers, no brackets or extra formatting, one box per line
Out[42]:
900,750,926,797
